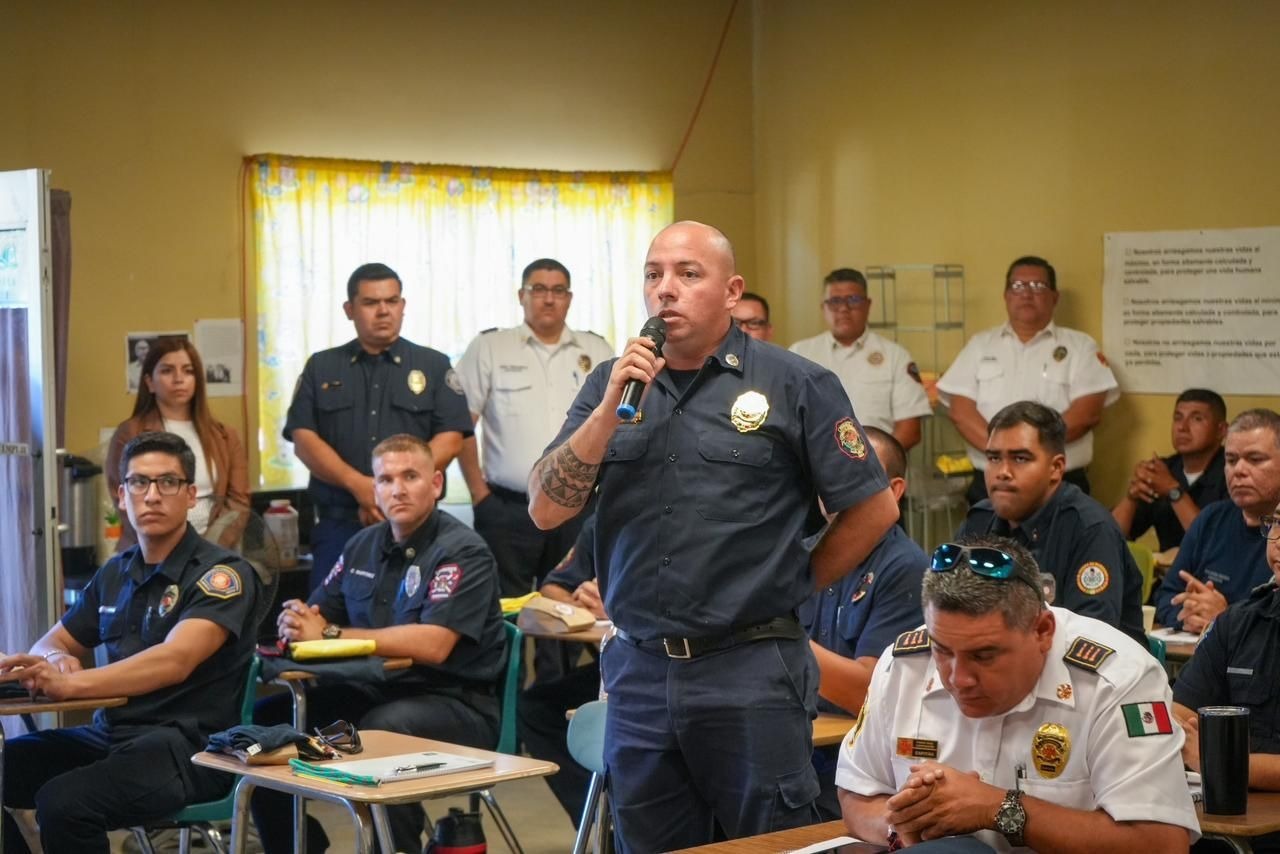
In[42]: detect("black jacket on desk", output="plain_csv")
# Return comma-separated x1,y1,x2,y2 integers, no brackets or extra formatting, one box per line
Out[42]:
957,481,1146,646
1125,446,1228,551
310,509,506,688
61,525,261,742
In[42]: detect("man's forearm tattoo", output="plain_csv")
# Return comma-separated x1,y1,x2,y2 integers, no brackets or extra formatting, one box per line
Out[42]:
538,442,599,508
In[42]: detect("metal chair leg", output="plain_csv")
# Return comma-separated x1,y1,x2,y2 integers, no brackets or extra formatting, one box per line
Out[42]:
477,789,524,854
572,772,604,854
129,828,157,854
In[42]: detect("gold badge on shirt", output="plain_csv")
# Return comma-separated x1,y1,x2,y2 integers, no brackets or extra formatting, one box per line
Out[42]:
1032,722,1071,779
407,369,427,395
578,354,592,373
1053,345,1068,362
730,391,769,433
867,351,884,366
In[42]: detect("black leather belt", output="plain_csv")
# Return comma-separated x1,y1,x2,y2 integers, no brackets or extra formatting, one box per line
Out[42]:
486,482,529,502
615,616,803,660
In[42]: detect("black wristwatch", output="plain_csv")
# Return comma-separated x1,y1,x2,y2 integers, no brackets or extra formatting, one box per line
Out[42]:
1167,487,1184,503
994,788,1026,846
321,623,342,640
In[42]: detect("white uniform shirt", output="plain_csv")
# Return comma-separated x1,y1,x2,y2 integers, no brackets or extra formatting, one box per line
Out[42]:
836,607,1199,852
457,323,615,492
789,330,932,435
936,323,1119,470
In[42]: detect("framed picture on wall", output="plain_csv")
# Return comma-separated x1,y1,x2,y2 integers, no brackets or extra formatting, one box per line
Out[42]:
124,330,188,394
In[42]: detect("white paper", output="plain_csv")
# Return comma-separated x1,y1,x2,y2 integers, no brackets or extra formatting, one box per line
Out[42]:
318,750,494,783
1151,627,1202,645
1102,227,1280,394
124,330,188,394
786,837,860,854
194,319,244,397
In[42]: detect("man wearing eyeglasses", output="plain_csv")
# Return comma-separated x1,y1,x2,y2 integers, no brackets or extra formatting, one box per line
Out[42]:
1154,408,1280,632
456,258,614,598
791,268,932,451
837,536,1198,852
285,262,473,590
938,255,1119,505
253,433,506,853
956,401,1146,646
1171,498,1280,851
1,431,262,854
731,291,774,341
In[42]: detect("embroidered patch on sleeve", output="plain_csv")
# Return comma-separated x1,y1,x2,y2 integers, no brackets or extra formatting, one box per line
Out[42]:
428,564,463,601
835,418,868,461
892,629,931,655
1121,701,1174,737
323,555,344,588
197,565,243,600
1063,637,1115,671
1076,562,1109,595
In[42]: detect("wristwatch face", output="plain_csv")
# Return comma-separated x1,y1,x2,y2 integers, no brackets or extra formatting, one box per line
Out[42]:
322,623,341,640
1168,487,1184,502
996,791,1026,843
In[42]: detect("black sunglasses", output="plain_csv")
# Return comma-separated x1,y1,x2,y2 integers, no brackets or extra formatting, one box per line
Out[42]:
930,543,1044,598
314,719,363,754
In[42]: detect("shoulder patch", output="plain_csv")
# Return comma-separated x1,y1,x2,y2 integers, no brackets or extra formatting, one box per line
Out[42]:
584,329,608,341
1076,562,1110,595
428,563,463,601
1064,636,1115,671
835,418,868,461
445,368,465,395
197,565,243,600
892,628,931,656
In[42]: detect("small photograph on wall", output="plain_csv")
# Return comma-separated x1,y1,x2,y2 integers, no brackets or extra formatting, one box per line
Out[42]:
125,331,189,394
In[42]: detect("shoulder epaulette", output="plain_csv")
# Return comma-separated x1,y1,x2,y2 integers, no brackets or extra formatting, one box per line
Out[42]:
480,327,498,335
583,329,607,340
1063,636,1115,671
892,629,931,656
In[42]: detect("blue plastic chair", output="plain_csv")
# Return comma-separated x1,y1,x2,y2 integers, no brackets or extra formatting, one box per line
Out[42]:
567,699,610,854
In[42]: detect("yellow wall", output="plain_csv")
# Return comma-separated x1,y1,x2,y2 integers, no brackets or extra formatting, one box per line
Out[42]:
754,0,1280,502
1,0,753,475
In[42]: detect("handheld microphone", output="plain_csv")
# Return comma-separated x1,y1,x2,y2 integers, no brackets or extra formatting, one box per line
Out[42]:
615,316,667,421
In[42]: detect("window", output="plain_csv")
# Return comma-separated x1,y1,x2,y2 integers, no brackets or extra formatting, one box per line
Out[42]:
250,155,673,488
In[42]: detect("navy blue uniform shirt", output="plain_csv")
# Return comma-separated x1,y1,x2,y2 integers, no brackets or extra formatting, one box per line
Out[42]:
543,514,598,594
312,510,506,686
799,524,926,715
1154,499,1269,629
62,526,260,741
1126,447,1228,551
958,481,1145,646
284,337,472,509
546,323,890,639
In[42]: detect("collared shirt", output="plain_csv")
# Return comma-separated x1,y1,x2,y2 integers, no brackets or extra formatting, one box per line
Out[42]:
62,526,260,740
836,607,1200,852
457,323,614,492
1126,446,1229,551
284,337,473,509
1154,500,1269,629
937,322,1119,470
799,525,927,715
547,324,890,639
958,482,1146,646
789,330,932,434
312,510,506,686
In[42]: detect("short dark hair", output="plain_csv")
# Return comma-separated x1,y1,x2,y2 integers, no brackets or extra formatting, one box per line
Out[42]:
522,258,571,288
372,433,435,464
346,262,403,301
119,431,196,483
922,534,1045,630
987,401,1066,457
864,426,906,481
1005,255,1056,291
739,291,770,320
823,267,867,289
1176,388,1228,422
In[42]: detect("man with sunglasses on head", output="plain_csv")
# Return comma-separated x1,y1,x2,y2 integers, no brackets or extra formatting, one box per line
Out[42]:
837,535,1198,853
731,291,774,341
1,431,261,854
252,433,506,854
938,255,1120,506
956,401,1146,646
456,258,614,599
791,268,932,451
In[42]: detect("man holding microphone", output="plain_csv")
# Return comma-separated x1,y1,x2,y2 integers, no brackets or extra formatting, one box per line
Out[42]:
528,221,900,852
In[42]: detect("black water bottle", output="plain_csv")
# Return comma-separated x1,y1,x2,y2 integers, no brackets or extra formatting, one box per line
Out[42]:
424,806,486,854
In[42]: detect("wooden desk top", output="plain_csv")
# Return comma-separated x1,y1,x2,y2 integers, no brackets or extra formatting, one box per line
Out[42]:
0,695,127,716
1199,791,1280,837
271,656,414,682
671,820,876,853
192,729,557,805
812,714,856,748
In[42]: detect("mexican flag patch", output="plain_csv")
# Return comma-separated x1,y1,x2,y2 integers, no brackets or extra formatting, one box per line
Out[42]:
1122,701,1174,737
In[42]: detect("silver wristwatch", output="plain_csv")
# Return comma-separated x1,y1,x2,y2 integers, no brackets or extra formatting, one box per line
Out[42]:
322,623,342,640
1167,487,1184,502
994,788,1026,846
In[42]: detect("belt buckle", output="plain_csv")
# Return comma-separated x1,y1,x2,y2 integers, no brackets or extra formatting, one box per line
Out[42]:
662,637,692,659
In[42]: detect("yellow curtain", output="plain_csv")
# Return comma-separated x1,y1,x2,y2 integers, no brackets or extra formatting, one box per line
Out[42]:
250,154,673,489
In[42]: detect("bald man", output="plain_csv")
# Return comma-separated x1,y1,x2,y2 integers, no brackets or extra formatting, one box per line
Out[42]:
528,221,900,852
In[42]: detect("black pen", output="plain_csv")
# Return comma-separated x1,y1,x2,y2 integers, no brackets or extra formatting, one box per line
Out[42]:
393,761,446,774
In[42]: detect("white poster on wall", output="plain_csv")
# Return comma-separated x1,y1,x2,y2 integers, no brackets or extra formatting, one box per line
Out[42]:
1102,227,1280,395
194,319,244,398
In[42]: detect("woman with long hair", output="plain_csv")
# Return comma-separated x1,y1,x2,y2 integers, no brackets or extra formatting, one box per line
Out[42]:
106,337,250,550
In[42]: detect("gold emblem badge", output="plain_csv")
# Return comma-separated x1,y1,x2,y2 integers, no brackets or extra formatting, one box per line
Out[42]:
407,369,427,395
867,351,885,366
1032,722,1071,779
578,354,592,373
1056,683,1073,700
730,391,769,433
1076,562,1109,595
725,353,741,368
835,418,867,460
1053,345,1068,362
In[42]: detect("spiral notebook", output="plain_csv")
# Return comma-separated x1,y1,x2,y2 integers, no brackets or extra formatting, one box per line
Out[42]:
292,750,494,785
